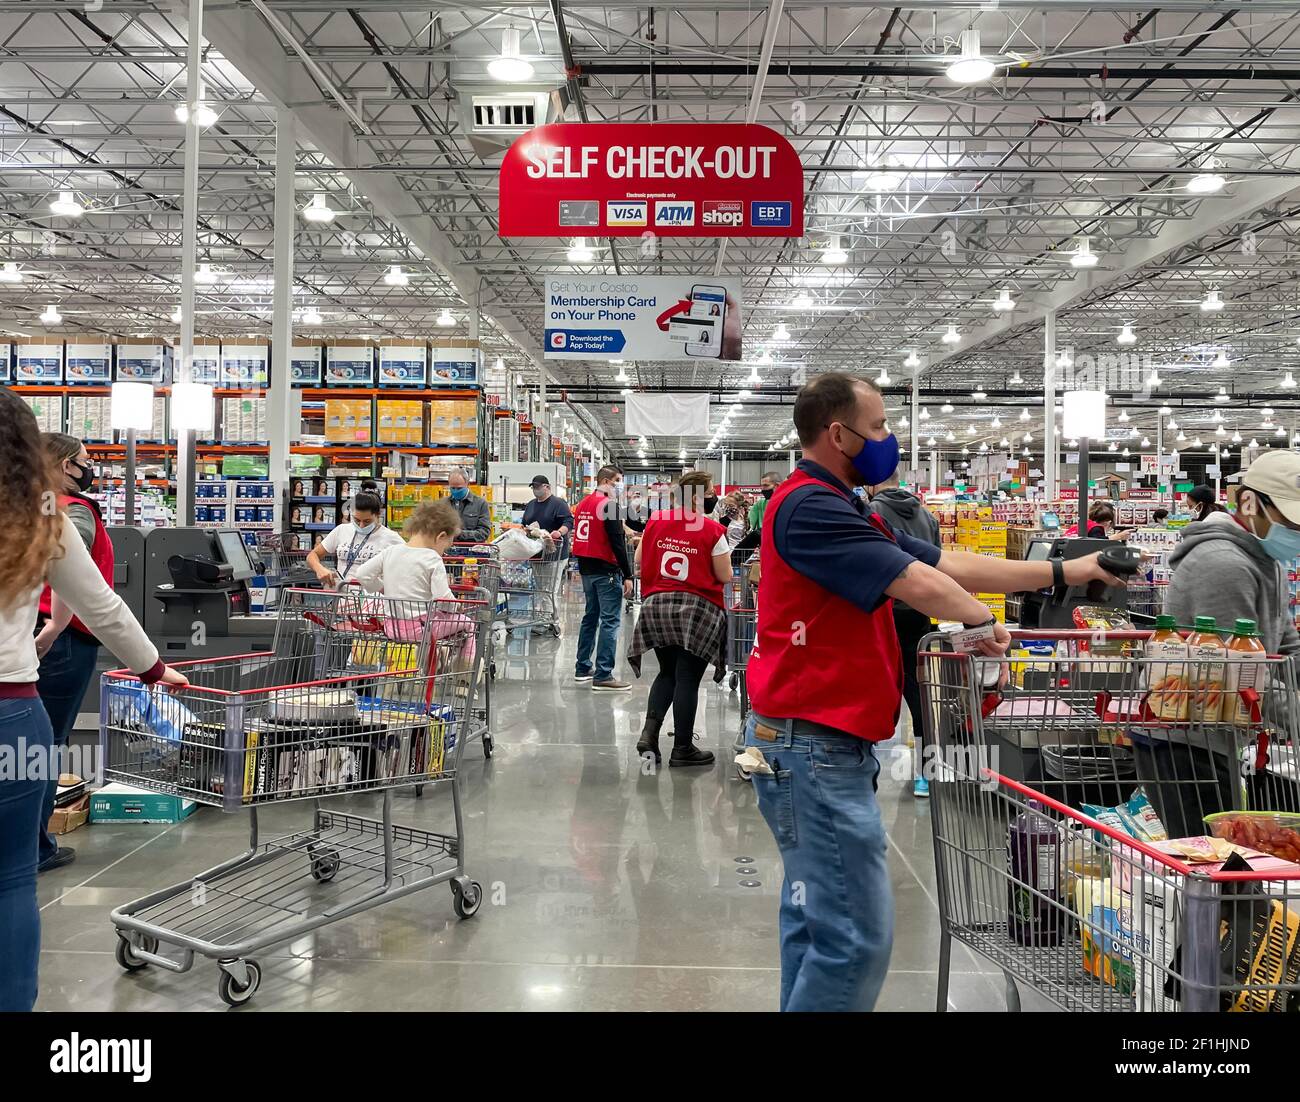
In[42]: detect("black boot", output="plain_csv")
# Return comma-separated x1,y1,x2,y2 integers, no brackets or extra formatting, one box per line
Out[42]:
669,733,715,768
636,714,664,763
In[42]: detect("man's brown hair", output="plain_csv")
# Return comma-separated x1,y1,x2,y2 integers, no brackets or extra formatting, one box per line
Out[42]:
792,372,880,446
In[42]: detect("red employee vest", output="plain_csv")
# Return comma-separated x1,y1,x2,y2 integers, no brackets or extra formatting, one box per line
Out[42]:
747,469,903,742
640,511,727,608
571,491,617,564
39,494,115,639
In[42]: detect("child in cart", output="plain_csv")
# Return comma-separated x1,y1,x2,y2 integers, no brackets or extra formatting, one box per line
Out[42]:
349,500,469,641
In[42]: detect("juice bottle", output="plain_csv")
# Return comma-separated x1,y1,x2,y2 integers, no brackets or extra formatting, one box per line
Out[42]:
1186,616,1227,724
1223,618,1267,726
1007,800,1065,947
1145,615,1189,721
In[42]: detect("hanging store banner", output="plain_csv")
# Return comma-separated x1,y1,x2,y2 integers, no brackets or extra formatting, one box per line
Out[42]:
499,123,804,238
625,393,711,437
544,275,743,361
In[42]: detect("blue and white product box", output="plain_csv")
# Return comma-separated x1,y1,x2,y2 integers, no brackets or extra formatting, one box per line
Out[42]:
290,343,322,386
324,342,375,386
256,506,274,523
64,340,113,385
189,341,221,385
15,340,64,382
429,345,480,385
0,340,13,382
235,505,256,524
115,341,171,383
378,342,427,387
220,341,269,387
207,504,228,524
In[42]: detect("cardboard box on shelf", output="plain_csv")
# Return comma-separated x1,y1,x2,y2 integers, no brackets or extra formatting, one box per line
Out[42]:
324,340,375,386
220,339,270,387
378,340,428,387
429,340,480,385
90,783,197,824
377,399,425,445
290,342,323,386
64,338,113,384
16,336,64,382
324,398,373,443
116,340,171,383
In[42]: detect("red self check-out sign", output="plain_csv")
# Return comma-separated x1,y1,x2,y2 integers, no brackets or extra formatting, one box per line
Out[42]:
498,123,804,238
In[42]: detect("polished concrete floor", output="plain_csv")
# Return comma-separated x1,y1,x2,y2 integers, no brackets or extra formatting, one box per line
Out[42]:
35,581,1020,1011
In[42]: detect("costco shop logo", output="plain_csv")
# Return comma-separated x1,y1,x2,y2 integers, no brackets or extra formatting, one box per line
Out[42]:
550,332,567,349
654,200,696,227
606,201,647,227
702,201,744,228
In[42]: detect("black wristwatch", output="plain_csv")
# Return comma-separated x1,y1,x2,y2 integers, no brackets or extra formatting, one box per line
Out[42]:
963,615,997,631
1049,556,1066,590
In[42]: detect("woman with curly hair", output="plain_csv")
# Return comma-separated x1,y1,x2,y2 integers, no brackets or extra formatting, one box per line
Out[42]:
0,389,188,1012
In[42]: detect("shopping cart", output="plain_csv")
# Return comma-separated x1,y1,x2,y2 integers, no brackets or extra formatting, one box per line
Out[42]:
102,588,493,1006
442,546,502,758
918,628,1300,1011
499,547,566,636
1126,579,1170,622
254,532,330,589
725,579,757,781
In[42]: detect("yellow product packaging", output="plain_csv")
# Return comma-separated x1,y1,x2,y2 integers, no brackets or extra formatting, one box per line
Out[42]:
1074,877,1136,995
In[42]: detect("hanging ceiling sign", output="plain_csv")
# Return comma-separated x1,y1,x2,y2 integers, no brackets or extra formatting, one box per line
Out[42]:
498,123,804,238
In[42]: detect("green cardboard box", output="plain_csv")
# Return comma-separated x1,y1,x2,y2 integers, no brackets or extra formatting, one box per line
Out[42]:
90,783,197,824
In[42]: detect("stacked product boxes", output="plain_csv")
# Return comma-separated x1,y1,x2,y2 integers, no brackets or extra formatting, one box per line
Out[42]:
957,506,1008,623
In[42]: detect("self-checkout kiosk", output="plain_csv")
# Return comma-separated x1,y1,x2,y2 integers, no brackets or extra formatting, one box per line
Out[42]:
1016,537,1142,628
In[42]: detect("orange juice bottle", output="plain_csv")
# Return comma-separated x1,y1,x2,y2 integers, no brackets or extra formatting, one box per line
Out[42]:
1223,618,1267,726
1186,616,1227,724
1145,615,1189,721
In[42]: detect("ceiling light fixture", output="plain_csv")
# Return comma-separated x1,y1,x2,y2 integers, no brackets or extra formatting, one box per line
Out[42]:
941,403,954,414
487,26,534,82
992,288,1014,312
820,237,849,265
773,322,791,342
301,193,336,224
1283,371,1297,389
1215,386,1230,402
0,262,21,283
920,408,930,421
175,101,218,127
1187,164,1226,194
1212,350,1230,369
947,28,995,84
1117,323,1136,345
170,306,182,324
1009,371,1024,385
566,238,595,264
1070,236,1099,268
49,192,84,218
1232,431,1243,443
300,307,323,326
384,265,409,286
615,366,630,383
1201,289,1224,312
1019,408,1030,422
903,350,920,369
971,389,987,401
941,323,961,345
436,308,455,327
877,368,891,386
38,304,61,325
1118,409,1129,422
1141,437,1150,447
1146,370,1162,389
194,262,218,285
1023,432,1033,443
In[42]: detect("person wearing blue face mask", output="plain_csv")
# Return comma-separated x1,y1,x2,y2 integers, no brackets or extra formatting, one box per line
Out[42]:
1159,450,1300,833
308,487,403,587
741,371,1121,1013
446,467,491,544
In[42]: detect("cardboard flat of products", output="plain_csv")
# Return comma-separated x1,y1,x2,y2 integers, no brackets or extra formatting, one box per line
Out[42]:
48,795,90,836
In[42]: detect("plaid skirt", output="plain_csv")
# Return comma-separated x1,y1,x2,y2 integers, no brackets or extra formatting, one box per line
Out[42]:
627,590,728,683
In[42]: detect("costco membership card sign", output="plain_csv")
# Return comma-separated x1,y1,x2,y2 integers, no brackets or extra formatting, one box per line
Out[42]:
499,123,803,238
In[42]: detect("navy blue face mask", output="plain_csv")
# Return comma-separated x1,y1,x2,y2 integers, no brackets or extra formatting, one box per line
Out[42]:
833,422,900,486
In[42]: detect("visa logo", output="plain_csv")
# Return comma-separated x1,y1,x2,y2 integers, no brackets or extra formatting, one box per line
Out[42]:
750,201,792,228
654,201,696,227
606,201,647,227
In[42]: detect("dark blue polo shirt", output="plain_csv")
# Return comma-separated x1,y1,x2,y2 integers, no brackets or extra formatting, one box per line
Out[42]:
772,459,942,615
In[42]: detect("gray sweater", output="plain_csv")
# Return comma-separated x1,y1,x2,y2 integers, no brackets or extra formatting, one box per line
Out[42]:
1167,516,1300,657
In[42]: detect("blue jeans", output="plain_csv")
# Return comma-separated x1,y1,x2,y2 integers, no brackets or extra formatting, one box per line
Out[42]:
0,696,53,1011
575,572,624,681
745,712,893,1012
36,629,99,864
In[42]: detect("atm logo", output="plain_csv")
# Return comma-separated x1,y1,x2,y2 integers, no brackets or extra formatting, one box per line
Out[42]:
606,201,647,227
654,201,696,227
702,200,744,228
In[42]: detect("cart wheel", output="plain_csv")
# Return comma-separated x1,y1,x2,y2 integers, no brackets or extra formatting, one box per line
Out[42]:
451,879,483,918
549,623,562,638
482,734,494,759
114,933,157,972
489,662,497,680
729,672,739,691
310,848,340,882
218,960,262,1007
414,784,425,798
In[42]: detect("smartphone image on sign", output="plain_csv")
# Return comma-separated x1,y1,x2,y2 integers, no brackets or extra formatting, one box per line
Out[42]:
686,284,726,358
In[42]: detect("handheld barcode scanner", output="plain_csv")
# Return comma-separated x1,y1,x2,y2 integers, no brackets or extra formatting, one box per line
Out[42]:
1018,537,1142,629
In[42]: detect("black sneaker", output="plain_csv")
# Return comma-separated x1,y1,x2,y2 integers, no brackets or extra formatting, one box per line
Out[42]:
38,846,76,872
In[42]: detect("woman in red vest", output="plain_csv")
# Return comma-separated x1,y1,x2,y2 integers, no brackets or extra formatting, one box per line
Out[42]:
627,470,733,767
31,433,116,873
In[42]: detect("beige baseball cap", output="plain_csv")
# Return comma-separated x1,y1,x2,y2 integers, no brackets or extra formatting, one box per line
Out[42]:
1241,449,1300,525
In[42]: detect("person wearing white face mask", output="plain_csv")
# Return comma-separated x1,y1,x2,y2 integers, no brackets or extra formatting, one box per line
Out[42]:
307,486,403,587
1156,450,1300,834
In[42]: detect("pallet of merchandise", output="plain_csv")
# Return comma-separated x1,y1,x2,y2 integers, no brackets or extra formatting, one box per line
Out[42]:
974,593,1007,623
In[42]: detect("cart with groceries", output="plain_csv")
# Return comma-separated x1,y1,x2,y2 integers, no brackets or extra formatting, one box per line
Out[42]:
441,544,501,758
494,525,565,637
725,574,758,781
918,617,1300,1012
101,588,493,1006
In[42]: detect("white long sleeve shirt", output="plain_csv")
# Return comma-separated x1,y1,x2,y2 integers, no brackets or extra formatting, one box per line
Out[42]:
350,544,453,603
0,515,161,684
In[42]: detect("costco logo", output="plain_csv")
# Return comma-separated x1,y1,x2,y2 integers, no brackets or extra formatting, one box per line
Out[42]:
702,200,744,228
606,201,647,227
654,200,696,227
550,332,567,349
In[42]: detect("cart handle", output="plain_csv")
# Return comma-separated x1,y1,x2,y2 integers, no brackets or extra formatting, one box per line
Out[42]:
102,664,420,696
989,772,1300,883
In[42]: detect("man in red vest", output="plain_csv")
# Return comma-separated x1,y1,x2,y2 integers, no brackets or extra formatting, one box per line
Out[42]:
571,464,635,690
745,372,1120,1012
